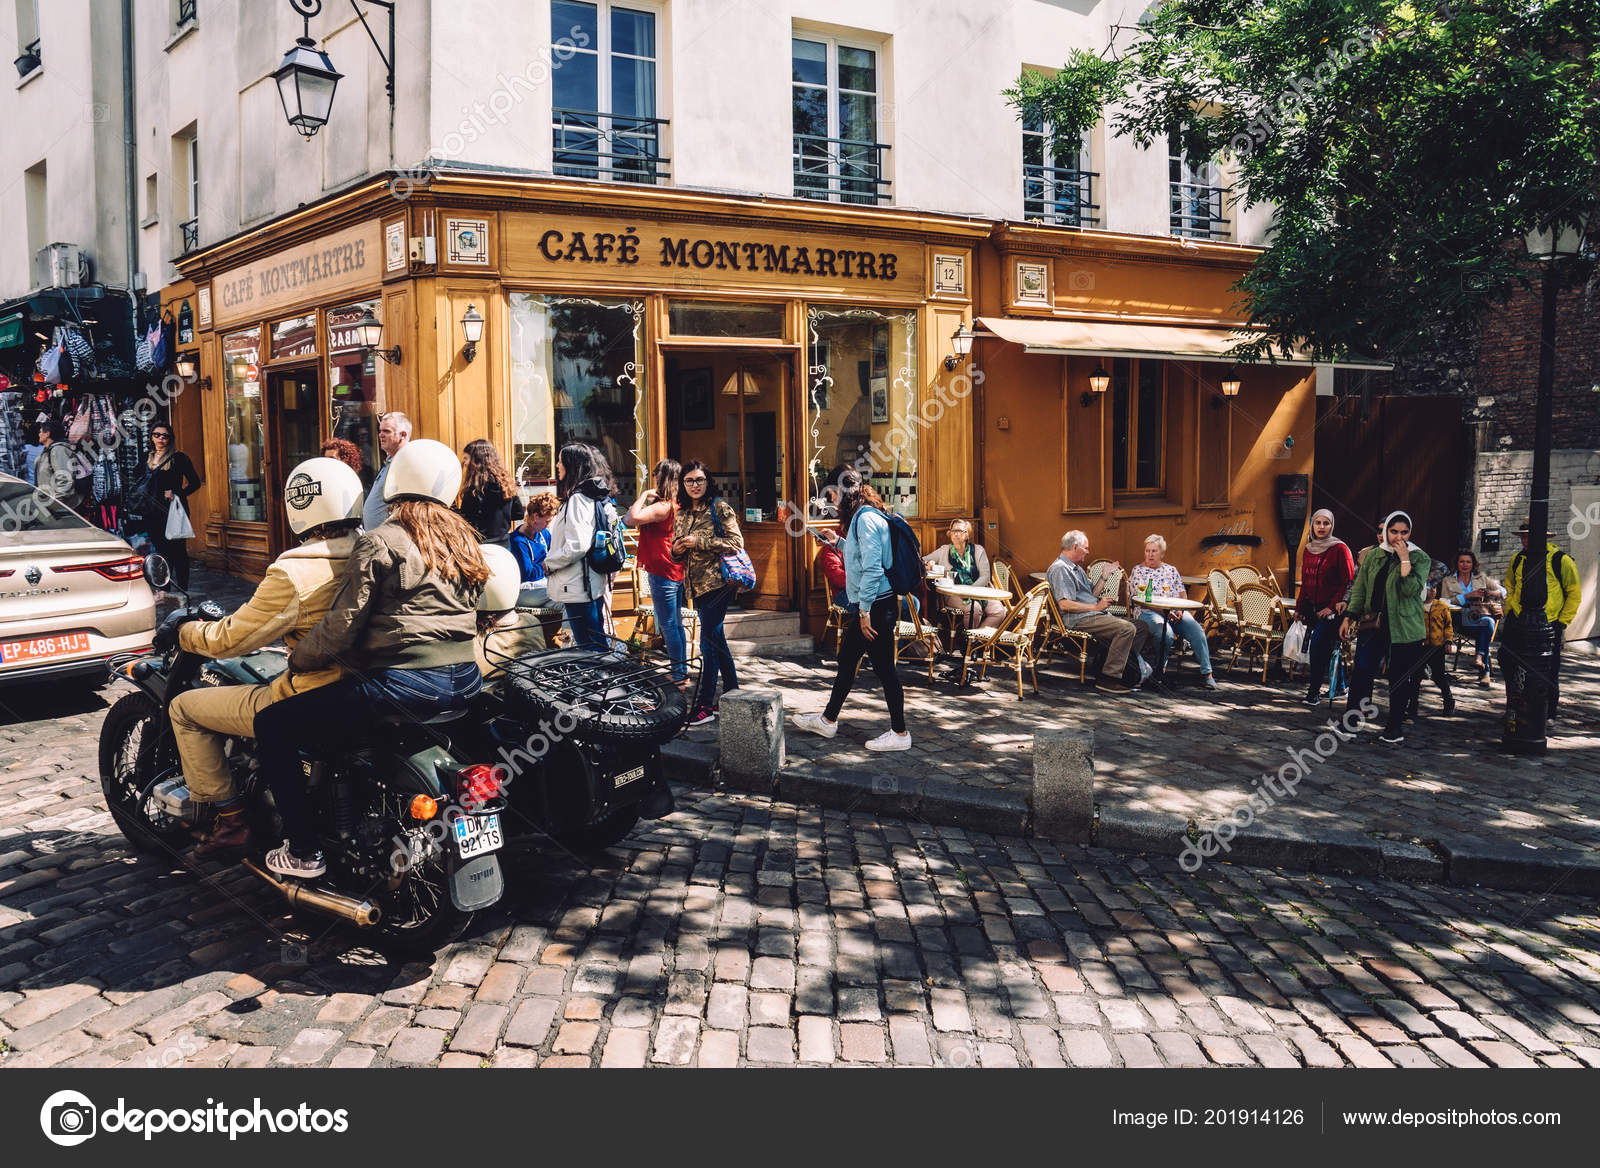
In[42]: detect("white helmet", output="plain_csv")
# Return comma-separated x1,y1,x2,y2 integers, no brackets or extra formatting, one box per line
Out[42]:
283,457,364,536
478,543,522,612
383,437,462,505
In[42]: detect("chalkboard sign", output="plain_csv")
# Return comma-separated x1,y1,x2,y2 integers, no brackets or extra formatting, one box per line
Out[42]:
1277,474,1310,598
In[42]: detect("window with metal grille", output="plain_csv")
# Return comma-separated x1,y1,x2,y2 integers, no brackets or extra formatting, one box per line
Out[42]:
551,1,668,184
792,34,890,205
1022,114,1097,227
1169,130,1229,240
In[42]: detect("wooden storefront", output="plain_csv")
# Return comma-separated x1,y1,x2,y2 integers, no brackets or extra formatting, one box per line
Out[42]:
169,175,990,630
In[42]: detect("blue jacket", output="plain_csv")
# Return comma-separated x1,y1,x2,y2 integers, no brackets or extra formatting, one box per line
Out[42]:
508,527,550,582
844,507,893,608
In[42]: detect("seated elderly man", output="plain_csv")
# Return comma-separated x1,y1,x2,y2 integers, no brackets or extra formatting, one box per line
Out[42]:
1046,529,1152,694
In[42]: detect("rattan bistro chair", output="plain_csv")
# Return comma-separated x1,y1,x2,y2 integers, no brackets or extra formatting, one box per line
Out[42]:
962,583,1051,698
1204,568,1241,652
1038,589,1098,684
992,560,1023,605
893,596,940,682
1229,582,1286,681
1098,565,1129,618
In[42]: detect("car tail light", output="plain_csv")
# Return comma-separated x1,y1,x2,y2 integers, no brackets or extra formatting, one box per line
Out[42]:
453,764,507,812
55,555,144,581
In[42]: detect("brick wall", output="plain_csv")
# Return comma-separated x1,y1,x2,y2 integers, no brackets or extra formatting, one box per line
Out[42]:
1474,279,1600,451
1469,449,1600,581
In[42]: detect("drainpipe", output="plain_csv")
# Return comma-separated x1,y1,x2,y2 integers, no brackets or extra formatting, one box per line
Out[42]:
121,0,139,302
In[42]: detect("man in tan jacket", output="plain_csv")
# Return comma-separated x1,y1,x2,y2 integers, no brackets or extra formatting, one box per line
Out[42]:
167,457,365,855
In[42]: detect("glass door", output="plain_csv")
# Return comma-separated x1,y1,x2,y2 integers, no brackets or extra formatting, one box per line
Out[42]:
267,367,323,553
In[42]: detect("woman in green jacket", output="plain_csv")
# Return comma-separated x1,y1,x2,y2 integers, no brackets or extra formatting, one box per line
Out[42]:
1339,510,1431,745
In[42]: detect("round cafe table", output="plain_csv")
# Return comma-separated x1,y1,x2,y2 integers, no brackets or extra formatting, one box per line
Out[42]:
934,582,1013,654
1131,594,1205,684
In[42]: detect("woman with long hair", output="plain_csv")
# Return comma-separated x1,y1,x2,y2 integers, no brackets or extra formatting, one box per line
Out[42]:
253,439,490,877
793,471,911,751
628,458,689,686
544,442,620,650
1296,508,1357,707
132,421,202,589
457,438,525,545
672,459,743,725
1339,510,1430,745
1440,549,1504,685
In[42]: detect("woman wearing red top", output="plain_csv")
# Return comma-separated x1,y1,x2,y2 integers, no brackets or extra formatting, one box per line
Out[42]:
627,459,688,685
1297,508,1357,707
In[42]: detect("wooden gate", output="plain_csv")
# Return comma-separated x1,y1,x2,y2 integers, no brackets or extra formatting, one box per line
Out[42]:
1313,396,1465,559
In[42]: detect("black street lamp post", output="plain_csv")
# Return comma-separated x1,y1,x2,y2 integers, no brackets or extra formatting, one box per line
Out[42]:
1501,210,1591,755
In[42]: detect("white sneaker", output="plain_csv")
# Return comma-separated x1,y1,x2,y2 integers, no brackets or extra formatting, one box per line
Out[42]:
1137,658,1153,684
793,712,838,738
865,729,912,752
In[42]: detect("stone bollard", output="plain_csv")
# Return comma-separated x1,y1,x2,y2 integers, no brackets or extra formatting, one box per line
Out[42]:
718,688,785,794
1031,727,1094,842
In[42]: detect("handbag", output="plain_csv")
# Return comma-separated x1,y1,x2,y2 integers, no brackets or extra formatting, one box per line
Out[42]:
165,496,195,541
708,502,757,591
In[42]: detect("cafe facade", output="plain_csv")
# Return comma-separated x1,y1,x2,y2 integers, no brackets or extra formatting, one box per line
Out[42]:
167,171,1374,630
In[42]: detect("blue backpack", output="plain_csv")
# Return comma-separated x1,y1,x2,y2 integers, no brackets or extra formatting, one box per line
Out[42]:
586,496,628,575
853,505,923,596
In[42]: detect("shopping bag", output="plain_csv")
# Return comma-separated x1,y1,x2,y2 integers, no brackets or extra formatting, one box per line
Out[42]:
165,497,195,540
1282,619,1310,665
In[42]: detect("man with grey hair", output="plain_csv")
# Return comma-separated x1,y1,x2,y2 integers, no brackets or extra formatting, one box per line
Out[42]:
1047,530,1151,694
363,411,412,531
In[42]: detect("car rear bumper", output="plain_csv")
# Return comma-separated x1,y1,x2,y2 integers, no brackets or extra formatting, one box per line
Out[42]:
0,629,155,686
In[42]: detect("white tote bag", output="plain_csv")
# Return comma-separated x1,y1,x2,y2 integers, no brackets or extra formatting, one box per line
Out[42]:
165,496,196,541
1281,619,1311,665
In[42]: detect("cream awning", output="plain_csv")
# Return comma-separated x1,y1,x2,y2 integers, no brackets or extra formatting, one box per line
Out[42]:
975,316,1392,370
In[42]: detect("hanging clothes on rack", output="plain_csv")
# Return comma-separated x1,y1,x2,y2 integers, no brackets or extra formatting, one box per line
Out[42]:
0,390,28,479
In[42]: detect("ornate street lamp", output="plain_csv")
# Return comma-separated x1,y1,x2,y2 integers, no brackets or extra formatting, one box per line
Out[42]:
1502,206,1592,755
273,1,343,139
943,323,975,371
459,305,484,364
355,306,401,365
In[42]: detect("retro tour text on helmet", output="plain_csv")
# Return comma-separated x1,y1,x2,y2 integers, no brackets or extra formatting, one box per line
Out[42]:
382,438,463,506
478,544,522,612
283,457,364,537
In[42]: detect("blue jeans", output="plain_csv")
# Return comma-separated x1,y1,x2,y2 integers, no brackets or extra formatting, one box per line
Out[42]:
648,573,688,681
1138,611,1212,676
564,600,608,650
255,662,483,856
693,584,738,712
1461,611,1495,661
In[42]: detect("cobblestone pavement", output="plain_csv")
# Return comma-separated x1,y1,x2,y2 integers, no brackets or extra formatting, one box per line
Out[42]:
4,683,1600,1068
741,643,1600,857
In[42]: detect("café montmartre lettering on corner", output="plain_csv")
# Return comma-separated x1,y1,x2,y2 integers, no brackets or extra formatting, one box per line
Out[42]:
212,221,382,328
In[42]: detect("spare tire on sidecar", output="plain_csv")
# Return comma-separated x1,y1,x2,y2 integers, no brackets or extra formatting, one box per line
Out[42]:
500,645,690,748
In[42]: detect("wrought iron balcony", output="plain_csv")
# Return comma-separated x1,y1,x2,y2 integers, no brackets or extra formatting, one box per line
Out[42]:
1023,163,1100,228
177,0,196,28
14,38,41,79
1170,181,1231,240
179,217,199,254
793,134,891,205
552,109,670,185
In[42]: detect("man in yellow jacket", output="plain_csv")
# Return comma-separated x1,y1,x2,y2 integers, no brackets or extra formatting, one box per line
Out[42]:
165,458,364,855
1505,516,1582,719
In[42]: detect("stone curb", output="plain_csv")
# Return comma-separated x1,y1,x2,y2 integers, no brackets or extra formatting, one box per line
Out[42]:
661,736,1597,898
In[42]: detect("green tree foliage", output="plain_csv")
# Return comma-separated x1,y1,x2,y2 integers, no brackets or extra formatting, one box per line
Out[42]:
1005,1,1600,364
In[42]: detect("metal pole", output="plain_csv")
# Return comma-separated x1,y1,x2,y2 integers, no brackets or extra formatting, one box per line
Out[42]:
121,0,138,292
1500,261,1558,754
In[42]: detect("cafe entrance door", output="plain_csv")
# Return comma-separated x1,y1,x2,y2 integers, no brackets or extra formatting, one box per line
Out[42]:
266,367,324,555
664,348,799,611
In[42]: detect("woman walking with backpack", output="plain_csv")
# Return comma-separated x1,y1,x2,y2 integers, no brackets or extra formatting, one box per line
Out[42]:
672,460,743,727
544,442,619,650
793,472,911,751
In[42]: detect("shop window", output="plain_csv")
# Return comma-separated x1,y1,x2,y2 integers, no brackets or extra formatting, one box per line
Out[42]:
1022,113,1097,227
1111,357,1166,495
805,306,918,517
792,33,890,205
509,294,645,504
667,300,786,340
551,0,667,184
222,327,265,522
1169,129,1229,240
327,301,385,488
269,313,316,360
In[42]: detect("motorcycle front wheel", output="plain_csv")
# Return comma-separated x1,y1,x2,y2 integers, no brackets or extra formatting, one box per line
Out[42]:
98,691,191,858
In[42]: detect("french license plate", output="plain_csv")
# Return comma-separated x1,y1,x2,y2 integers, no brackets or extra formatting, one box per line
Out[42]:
0,632,90,665
453,813,502,859
613,765,647,790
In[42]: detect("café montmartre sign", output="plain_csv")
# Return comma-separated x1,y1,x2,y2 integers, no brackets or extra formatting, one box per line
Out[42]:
212,222,382,328
506,213,923,295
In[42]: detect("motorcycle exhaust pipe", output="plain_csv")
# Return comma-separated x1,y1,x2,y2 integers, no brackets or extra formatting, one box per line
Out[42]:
242,860,382,927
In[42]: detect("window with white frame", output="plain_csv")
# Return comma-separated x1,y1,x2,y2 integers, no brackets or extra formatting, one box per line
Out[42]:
1022,113,1097,227
1168,129,1229,239
551,0,667,184
792,34,889,205
173,125,199,252
15,0,40,77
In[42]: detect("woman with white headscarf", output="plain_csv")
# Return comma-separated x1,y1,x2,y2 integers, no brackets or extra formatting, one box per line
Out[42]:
1296,509,1356,707
1339,510,1431,744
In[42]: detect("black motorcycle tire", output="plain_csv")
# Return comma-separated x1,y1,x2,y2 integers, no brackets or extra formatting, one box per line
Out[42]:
504,649,688,747
98,691,190,857
553,803,643,852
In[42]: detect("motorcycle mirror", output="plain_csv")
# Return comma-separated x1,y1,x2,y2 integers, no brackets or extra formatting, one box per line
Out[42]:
143,554,171,591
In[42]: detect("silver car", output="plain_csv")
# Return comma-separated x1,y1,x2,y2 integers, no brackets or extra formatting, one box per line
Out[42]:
0,473,156,685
